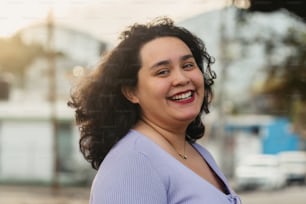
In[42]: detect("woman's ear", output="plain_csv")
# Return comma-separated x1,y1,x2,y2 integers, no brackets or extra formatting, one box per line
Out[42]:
121,86,139,104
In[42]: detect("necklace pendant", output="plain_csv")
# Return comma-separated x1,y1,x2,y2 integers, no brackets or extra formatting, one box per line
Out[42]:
179,153,188,160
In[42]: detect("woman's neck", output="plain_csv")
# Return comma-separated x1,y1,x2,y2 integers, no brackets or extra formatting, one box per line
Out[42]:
136,118,188,160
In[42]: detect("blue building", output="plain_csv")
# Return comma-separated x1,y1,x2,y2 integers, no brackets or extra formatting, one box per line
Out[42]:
225,115,305,156
262,118,302,154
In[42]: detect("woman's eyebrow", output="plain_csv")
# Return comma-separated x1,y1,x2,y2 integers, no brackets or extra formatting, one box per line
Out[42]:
150,60,170,70
150,54,194,69
181,54,194,61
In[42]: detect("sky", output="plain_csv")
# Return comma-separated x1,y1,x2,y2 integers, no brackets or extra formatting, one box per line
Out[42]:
0,0,232,44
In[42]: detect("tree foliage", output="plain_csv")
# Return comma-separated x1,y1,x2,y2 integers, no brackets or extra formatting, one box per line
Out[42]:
0,34,46,86
259,28,306,138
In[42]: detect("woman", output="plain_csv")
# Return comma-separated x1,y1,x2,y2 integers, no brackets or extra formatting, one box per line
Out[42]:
69,17,241,204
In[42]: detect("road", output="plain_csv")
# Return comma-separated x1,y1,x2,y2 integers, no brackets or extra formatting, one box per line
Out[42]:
239,185,306,204
0,184,305,204
0,185,90,204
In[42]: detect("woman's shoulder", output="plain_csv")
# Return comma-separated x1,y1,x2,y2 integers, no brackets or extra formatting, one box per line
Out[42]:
105,129,164,160
97,130,170,175
91,130,169,203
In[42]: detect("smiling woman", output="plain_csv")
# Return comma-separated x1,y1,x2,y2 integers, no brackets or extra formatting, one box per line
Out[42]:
68,17,242,204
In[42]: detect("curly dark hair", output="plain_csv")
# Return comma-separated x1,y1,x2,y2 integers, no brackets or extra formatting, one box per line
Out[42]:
68,17,216,170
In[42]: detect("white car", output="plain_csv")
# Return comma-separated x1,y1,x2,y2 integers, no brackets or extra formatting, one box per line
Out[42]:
234,154,286,191
278,151,306,184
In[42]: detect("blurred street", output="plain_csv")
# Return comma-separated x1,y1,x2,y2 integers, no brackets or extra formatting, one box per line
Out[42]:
1,184,306,204
239,185,306,204
0,185,90,204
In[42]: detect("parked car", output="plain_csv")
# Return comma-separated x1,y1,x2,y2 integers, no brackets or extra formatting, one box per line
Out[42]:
234,154,286,191
278,151,306,184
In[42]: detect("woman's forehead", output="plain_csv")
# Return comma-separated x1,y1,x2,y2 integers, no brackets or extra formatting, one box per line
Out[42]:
139,37,193,65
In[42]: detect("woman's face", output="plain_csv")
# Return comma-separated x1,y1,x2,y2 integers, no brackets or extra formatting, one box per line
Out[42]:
126,37,204,127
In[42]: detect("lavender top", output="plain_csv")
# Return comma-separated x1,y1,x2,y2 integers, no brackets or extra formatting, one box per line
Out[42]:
90,130,241,204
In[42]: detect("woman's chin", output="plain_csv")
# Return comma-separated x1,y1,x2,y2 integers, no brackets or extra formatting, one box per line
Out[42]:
175,112,199,123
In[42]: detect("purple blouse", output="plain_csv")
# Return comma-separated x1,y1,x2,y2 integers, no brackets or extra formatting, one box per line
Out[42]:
90,130,241,204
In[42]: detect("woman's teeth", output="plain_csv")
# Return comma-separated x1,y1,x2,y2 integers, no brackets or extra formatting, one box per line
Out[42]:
171,91,192,100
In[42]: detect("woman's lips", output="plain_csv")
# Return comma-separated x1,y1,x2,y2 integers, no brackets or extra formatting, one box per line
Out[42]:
167,90,195,104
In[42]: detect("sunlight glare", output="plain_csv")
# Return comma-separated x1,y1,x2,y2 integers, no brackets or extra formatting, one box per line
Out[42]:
0,0,228,42
0,0,52,37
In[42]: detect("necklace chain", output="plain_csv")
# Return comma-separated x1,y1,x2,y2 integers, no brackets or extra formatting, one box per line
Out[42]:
141,120,188,160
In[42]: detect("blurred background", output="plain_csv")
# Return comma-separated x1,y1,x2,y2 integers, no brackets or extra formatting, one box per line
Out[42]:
0,0,305,203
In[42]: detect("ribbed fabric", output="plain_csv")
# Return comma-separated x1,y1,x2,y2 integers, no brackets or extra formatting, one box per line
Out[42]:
90,130,241,204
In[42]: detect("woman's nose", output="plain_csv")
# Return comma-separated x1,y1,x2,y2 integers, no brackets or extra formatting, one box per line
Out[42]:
172,68,190,86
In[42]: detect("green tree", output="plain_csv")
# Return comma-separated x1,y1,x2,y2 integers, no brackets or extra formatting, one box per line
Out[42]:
259,28,306,139
0,34,45,86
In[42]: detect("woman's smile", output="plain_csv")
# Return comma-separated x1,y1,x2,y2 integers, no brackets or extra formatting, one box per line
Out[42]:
167,90,195,104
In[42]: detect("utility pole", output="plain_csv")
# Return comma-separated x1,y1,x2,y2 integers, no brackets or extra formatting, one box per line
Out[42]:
47,9,59,193
216,0,250,177
216,1,234,177
217,9,229,176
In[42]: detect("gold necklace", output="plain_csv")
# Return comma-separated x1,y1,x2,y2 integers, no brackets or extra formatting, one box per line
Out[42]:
141,119,188,160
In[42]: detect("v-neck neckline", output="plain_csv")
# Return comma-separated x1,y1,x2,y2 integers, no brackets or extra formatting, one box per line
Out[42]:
131,129,233,197
192,143,231,195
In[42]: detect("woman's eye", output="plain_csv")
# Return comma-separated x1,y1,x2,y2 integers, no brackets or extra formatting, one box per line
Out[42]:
183,63,195,70
156,69,170,76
